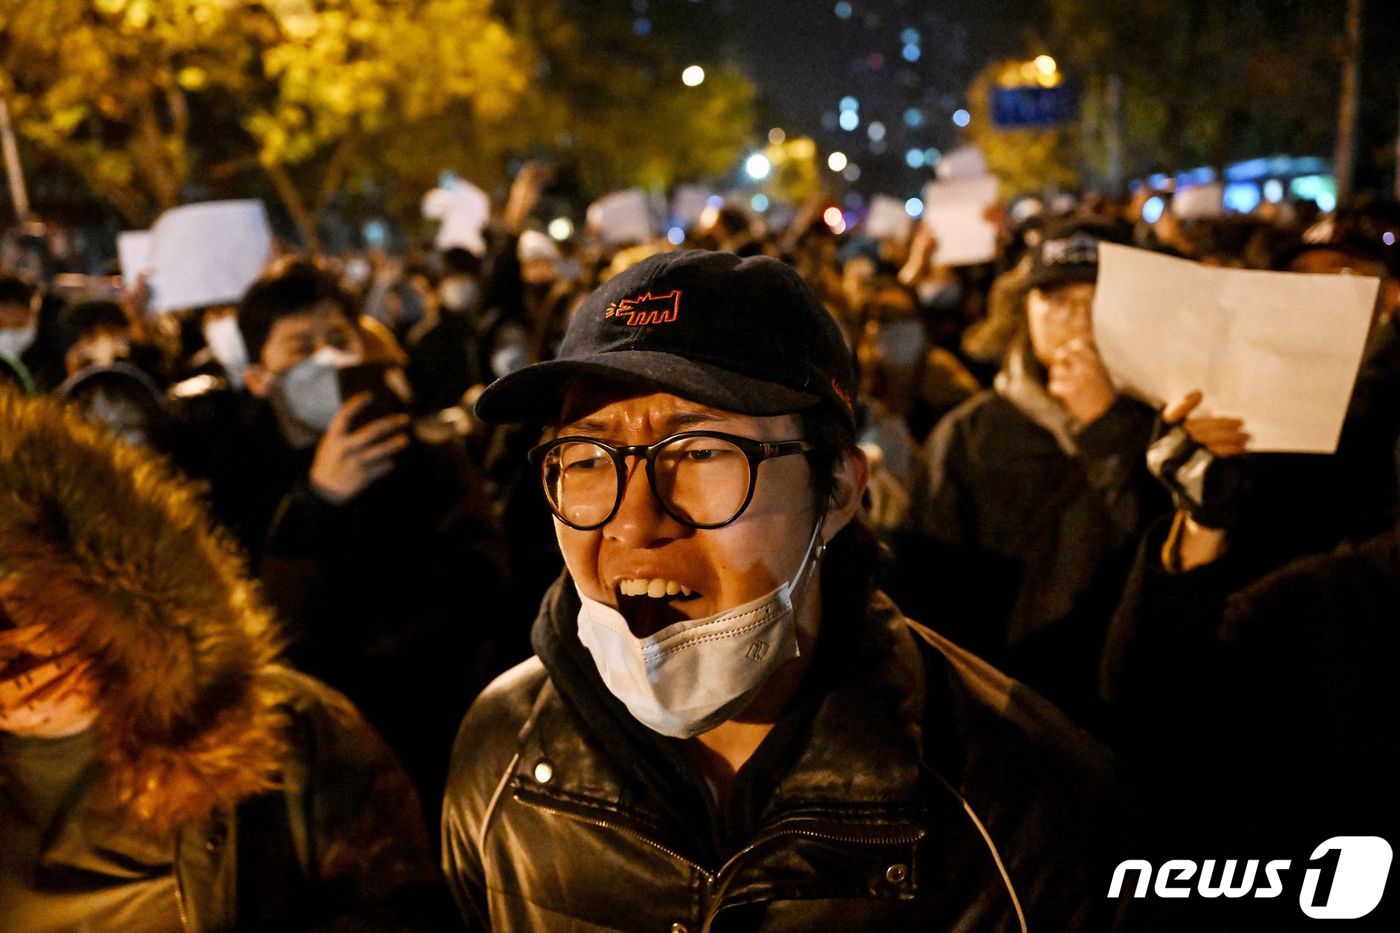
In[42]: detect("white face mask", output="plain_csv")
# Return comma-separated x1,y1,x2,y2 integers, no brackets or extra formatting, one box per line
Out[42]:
574,519,825,738
275,345,359,433
0,322,36,361
202,314,248,387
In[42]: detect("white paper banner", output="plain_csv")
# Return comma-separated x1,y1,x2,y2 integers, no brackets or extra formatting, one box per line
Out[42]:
587,189,653,246
866,195,913,241
922,176,999,266
422,181,490,254
116,231,152,290
1093,243,1380,453
935,145,988,182
146,201,273,313
671,185,714,227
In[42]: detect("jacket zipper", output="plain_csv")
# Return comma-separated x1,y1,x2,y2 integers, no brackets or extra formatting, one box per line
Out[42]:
700,823,928,931
518,794,926,931
715,822,927,878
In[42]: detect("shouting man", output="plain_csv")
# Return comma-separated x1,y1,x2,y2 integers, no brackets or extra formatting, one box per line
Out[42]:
443,250,1134,931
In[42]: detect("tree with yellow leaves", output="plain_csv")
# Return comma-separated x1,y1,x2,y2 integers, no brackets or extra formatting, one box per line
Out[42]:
0,0,524,248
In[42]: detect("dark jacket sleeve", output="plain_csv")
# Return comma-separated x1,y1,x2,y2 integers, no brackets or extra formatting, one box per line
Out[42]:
1074,397,1161,548
262,667,459,930
442,659,548,931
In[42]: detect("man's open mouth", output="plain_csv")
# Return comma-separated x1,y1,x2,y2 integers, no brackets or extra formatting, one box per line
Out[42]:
615,578,702,638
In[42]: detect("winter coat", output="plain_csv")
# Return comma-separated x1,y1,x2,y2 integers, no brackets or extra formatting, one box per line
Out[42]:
442,577,1135,932
892,345,1163,719
1104,517,1400,847
171,387,517,810
1099,518,1400,931
0,391,448,930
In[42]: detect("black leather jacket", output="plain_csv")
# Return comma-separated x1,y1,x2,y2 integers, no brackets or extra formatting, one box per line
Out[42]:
443,583,1134,931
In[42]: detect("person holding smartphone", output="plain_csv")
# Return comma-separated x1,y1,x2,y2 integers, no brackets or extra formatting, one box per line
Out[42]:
172,257,513,821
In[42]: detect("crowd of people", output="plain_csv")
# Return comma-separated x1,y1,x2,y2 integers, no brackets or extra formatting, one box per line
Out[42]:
2,157,1399,930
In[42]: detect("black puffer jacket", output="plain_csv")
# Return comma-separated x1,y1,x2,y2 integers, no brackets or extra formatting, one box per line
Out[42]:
443,579,1135,932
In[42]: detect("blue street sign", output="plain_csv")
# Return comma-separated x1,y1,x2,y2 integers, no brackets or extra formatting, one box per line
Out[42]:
991,85,1077,128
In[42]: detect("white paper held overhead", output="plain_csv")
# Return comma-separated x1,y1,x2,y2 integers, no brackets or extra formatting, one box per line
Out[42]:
422,181,490,255
1092,243,1380,453
587,189,653,246
116,231,152,290
146,201,273,314
865,194,913,241
922,176,999,267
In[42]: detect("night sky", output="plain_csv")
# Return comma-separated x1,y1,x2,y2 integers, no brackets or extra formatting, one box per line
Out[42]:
669,0,1035,202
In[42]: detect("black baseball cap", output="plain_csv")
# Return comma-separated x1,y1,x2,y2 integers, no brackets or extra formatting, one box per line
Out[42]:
1024,217,1130,291
475,250,857,426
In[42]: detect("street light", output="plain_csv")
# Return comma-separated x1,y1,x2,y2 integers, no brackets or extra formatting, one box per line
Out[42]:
827,151,848,172
682,65,705,87
745,153,772,180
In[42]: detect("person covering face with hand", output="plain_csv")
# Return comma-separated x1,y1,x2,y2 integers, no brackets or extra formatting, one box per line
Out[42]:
896,218,1166,722
443,250,1135,932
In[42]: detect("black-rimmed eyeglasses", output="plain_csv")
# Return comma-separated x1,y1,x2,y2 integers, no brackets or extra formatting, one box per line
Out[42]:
528,431,813,530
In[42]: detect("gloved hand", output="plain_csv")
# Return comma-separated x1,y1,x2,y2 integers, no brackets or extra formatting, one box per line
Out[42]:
1146,391,1251,529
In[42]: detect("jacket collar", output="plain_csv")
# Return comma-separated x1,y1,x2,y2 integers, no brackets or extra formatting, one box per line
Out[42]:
526,579,933,843
994,340,1079,456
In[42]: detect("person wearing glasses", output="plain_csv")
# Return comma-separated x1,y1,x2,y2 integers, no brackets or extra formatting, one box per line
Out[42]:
442,250,1135,931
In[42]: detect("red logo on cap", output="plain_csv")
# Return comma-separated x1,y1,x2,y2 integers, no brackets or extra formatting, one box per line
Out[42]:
604,290,681,326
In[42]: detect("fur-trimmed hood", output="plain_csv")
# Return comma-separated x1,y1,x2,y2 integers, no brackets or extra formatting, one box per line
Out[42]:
0,390,289,834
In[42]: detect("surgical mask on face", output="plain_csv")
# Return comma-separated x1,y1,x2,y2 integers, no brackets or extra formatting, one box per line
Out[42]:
438,278,480,313
202,315,248,387
876,317,926,368
274,345,359,433
0,322,36,361
574,518,825,738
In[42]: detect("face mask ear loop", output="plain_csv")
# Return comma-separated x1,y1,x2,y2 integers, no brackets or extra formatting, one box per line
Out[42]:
791,512,827,604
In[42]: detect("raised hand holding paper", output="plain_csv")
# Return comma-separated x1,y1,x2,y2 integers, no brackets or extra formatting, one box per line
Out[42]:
1092,243,1379,453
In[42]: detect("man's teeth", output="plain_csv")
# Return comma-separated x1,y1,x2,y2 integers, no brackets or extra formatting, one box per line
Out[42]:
619,579,693,598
